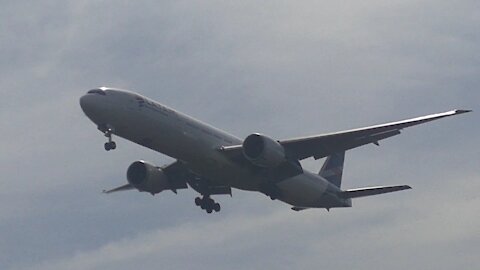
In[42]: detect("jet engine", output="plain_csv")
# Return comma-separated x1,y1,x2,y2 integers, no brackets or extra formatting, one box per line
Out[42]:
242,133,286,167
127,160,169,194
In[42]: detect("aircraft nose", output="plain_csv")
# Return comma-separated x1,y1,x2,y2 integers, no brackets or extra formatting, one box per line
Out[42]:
80,94,103,120
79,94,94,114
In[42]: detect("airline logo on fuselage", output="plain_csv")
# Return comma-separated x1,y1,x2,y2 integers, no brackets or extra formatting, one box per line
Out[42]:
135,96,172,117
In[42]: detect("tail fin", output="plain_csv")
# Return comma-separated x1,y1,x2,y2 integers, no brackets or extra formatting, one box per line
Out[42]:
319,151,345,188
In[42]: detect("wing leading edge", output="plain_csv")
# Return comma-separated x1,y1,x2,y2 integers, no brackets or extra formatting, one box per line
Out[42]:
220,109,471,161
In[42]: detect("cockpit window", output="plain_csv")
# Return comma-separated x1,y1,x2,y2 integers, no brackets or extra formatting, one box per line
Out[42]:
87,89,106,95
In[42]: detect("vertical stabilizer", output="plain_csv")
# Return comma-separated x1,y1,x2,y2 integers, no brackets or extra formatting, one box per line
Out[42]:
319,151,345,188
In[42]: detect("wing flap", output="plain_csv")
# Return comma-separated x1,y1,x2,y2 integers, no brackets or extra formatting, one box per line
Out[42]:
161,161,189,190
291,206,310,211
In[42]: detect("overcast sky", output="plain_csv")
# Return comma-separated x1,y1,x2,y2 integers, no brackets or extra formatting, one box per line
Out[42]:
1,1,479,269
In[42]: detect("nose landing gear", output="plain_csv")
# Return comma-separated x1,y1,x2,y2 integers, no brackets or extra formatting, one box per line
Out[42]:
195,196,221,214
102,127,116,151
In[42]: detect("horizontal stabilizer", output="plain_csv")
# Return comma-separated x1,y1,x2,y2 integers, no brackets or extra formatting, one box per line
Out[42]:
340,185,411,199
103,183,134,194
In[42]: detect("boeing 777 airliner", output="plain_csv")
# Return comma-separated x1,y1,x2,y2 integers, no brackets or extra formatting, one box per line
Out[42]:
80,87,470,213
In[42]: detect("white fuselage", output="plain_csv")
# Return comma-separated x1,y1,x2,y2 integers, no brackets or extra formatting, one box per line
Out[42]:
80,88,351,208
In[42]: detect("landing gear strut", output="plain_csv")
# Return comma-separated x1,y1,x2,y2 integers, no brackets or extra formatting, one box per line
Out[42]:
195,196,220,214
103,128,116,151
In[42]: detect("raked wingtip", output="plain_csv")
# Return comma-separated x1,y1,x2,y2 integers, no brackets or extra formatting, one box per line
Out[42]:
455,109,472,114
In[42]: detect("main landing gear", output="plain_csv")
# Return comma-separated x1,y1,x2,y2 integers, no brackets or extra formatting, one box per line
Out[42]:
195,196,221,214
103,128,116,151
188,175,228,214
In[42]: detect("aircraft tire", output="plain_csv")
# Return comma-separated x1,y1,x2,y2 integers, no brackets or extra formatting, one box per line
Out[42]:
104,142,116,151
195,197,201,206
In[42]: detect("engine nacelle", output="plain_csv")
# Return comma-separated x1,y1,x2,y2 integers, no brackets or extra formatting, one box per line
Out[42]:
242,133,286,167
127,160,169,194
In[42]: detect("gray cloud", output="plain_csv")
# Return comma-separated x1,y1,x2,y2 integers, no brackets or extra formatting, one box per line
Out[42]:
1,0,478,269
16,180,480,270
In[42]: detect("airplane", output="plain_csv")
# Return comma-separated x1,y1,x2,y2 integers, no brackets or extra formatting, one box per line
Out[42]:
79,87,471,213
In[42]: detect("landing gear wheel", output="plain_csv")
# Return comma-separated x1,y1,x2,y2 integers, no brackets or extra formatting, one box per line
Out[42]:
195,196,221,213
104,142,116,151
195,197,201,206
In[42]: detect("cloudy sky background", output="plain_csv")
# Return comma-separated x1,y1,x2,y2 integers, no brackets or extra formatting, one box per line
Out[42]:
1,1,479,269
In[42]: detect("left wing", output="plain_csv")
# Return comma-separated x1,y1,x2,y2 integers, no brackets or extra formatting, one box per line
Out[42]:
102,160,233,195
102,160,189,194
220,109,470,161
103,183,134,194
